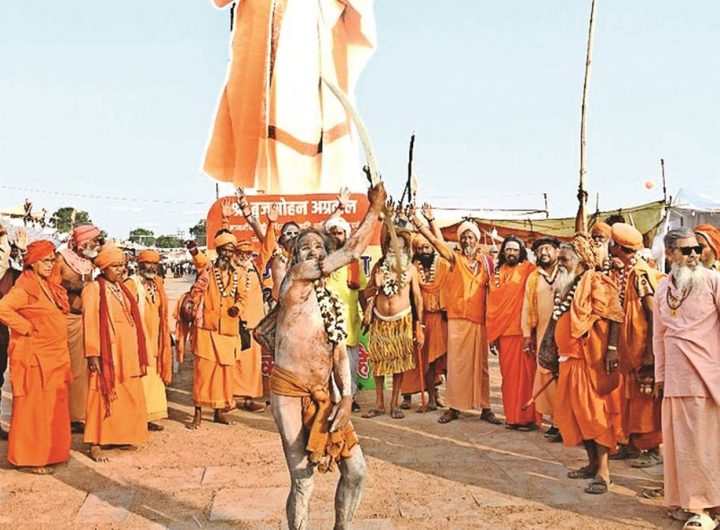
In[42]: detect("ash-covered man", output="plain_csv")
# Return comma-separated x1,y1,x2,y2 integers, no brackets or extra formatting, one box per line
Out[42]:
324,216,368,413
269,182,385,530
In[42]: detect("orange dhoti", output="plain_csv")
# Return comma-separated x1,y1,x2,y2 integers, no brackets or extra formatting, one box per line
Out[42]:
8,363,72,467
84,373,148,445
233,337,263,399
401,312,447,395
498,335,540,426
67,313,88,422
445,319,489,411
604,375,628,445
625,371,662,450
554,358,616,449
193,329,236,409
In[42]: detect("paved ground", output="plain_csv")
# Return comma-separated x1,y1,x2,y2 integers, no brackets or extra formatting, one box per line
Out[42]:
0,277,676,529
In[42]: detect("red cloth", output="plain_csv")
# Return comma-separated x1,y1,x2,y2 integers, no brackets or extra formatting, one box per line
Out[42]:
97,277,148,417
23,240,56,266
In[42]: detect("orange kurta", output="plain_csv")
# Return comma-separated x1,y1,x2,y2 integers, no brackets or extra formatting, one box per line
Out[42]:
618,260,664,450
126,276,171,421
521,267,558,416
402,257,450,394
444,252,491,411
553,271,624,449
82,282,148,445
193,265,247,408
0,273,72,467
234,260,264,399
487,262,538,425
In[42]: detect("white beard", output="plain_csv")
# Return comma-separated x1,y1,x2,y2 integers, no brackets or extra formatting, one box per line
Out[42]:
462,245,476,257
82,247,99,259
555,267,577,297
671,263,706,294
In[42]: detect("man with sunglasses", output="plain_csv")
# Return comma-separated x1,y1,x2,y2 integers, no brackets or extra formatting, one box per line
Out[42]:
610,224,665,469
653,227,720,529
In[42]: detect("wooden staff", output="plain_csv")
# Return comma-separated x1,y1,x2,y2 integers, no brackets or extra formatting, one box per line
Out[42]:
521,375,557,411
576,0,598,233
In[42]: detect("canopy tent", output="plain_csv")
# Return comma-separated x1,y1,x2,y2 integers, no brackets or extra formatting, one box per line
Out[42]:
439,199,668,247
665,188,720,229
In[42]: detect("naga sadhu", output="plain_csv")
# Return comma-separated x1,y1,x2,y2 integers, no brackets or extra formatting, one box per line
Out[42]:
269,182,385,530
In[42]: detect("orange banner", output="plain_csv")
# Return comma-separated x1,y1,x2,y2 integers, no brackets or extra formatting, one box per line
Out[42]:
206,193,376,249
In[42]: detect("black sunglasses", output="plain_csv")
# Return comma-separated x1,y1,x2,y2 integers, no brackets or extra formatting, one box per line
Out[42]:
676,245,703,256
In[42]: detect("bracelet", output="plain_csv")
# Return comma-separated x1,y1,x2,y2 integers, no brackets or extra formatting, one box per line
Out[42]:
607,345,617,351
425,217,435,223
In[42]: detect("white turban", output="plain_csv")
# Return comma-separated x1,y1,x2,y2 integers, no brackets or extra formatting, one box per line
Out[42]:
324,216,351,237
457,220,480,241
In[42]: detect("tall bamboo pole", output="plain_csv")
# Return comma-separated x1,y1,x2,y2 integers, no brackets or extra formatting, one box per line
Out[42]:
576,0,598,233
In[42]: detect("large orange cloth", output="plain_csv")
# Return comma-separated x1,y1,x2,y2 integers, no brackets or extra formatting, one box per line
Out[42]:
553,271,624,449
192,265,247,408
0,271,72,467
82,282,148,445
126,276,171,421
618,259,664,449
204,0,376,194
521,267,558,416
444,252,492,411
487,262,537,425
67,313,88,422
402,257,450,394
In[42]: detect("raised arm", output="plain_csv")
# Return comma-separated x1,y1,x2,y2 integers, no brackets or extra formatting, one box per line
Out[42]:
236,188,267,241
421,203,444,242
290,183,386,282
409,206,455,265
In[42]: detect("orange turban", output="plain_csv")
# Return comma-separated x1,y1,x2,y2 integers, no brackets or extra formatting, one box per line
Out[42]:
235,240,253,251
23,240,56,266
214,232,237,248
611,223,643,251
138,249,161,263
590,222,611,237
72,225,101,247
694,224,720,257
570,233,598,269
95,244,125,270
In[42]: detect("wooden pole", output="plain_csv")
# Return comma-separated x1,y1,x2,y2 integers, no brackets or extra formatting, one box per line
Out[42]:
543,193,549,219
661,158,668,204
576,0,598,233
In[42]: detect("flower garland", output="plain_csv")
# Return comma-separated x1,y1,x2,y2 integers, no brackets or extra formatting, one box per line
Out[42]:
600,259,612,276
314,279,347,345
416,254,438,285
552,274,583,321
214,266,239,299
380,258,410,297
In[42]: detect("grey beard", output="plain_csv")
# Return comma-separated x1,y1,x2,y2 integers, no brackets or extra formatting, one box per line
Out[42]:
462,245,476,257
216,258,230,270
671,263,706,294
140,271,156,280
555,268,577,297
83,247,99,259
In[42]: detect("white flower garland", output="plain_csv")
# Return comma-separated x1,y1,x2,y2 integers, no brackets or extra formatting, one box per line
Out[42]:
552,274,583,321
314,279,347,345
416,254,438,285
214,266,239,299
380,257,409,297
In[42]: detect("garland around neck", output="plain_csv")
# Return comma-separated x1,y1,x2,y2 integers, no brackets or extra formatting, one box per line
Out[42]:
214,266,239,299
380,257,410,297
552,273,584,321
416,254,438,285
314,279,347,345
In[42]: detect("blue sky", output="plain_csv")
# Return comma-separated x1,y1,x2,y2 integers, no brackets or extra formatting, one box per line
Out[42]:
1,1,719,238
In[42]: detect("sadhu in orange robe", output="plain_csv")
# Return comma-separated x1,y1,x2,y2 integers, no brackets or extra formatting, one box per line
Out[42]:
191,263,247,409
82,279,149,446
554,271,624,450
487,261,539,426
618,259,664,450
125,271,172,422
204,0,376,194
0,268,72,467
401,256,450,394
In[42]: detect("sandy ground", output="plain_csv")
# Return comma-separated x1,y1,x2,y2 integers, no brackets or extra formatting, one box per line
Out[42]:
0,277,677,529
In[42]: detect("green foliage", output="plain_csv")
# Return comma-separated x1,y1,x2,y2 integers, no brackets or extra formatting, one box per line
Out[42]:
49,207,92,233
129,227,156,245
155,235,184,248
189,219,206,245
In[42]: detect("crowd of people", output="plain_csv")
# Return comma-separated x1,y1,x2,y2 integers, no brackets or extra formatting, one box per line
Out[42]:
0,186,719,530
